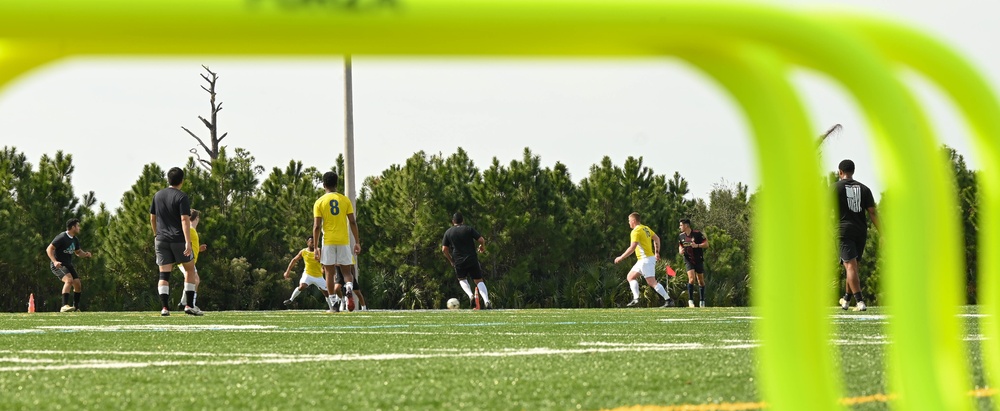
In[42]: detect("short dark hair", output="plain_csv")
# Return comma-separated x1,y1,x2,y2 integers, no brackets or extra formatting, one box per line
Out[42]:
66,218,80,230
452,213,464,224
679,218,692,227
167,167,185,186
838,159,856,175
306,235,313,241
323,172,339,190
629,212,641,222
190,209,200,221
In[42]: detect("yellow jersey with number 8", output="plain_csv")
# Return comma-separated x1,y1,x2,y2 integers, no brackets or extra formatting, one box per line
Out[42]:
313,192,354,246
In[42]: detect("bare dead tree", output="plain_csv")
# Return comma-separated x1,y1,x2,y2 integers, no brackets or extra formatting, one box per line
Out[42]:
182,65,228,169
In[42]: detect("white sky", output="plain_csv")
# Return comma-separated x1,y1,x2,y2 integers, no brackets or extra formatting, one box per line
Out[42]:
0,0,993,209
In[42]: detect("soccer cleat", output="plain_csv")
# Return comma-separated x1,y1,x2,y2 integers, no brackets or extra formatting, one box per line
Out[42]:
60,305,75,313
484,301,493,310
331,301,341,313
347,296,355,312
854,301,867,312
626,299,640,307
161,308,170,317
325,309,334,314
177,302,184,311
283,299,293,307
661,299,673,308
184,306,204,316
360,306,368,312
688,300,696,308
839,298,849,310
700,301,706,308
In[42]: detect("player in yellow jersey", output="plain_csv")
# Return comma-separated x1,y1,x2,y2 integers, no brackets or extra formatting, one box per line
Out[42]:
177,209,207,313
282,235,338,312
614,212,673,307
313,171,362,309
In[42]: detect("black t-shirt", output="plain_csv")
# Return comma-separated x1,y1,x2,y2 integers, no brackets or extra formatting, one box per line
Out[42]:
50,232,81,266
679,230,707,263
442,225,482,268
150,187,191,243
835,178,875,237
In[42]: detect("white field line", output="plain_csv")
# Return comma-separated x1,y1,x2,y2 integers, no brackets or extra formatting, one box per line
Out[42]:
35,325,277,331
0,343,748,372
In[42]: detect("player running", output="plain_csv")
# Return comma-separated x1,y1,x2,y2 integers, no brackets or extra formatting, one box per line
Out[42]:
312,171,362,308
441,212,491,309
46,218,93,312
614,212,672,307
835,159,880,312
678,218,710,308
282,235,339,312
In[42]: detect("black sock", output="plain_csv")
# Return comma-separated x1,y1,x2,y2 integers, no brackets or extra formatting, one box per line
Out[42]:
687,284,694,300
73,292,81,307
699,286,705,302
62,293,70,306
853,292,864,304
843,291,852,301
185,291,195,308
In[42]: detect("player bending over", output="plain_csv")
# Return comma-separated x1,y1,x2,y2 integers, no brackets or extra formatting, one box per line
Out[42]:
46,218,93,312
283,235,339,312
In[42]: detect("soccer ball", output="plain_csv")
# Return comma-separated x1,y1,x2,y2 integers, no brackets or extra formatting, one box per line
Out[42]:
446,298,460,310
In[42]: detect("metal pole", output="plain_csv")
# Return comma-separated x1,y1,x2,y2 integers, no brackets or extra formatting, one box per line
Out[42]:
344,55,356,204
344,55,362,301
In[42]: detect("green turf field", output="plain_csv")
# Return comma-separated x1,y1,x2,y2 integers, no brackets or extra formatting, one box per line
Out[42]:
0,306,992,410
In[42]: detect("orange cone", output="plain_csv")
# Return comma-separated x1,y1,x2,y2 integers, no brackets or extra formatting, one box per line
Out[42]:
28,293,35,313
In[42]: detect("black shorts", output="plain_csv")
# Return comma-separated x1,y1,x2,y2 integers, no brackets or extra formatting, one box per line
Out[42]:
155,240,193,266
334,266,361,288
684,260,705,274
839,233,867,263
50,263,79,280
454,263,484,280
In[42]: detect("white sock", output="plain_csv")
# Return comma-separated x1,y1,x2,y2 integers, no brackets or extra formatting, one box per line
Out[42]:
345,282,354,295
158,285,169,295
459,280,474,299
476,282,490,304
290,288,301,301
653,283,669,300
629,280,640,300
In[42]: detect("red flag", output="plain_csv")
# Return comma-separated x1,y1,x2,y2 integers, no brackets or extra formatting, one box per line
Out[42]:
665,265,676,277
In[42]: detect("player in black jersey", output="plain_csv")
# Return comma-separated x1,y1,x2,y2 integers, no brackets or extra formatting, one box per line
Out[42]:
678,219,709,307
46,219,93,312
835,159,880,312
442,213,491,309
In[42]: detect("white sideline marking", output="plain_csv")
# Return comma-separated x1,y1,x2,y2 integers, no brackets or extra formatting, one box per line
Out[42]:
657,319,695,322
0,342,750,372
36,325,277,331
0,330,42,334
